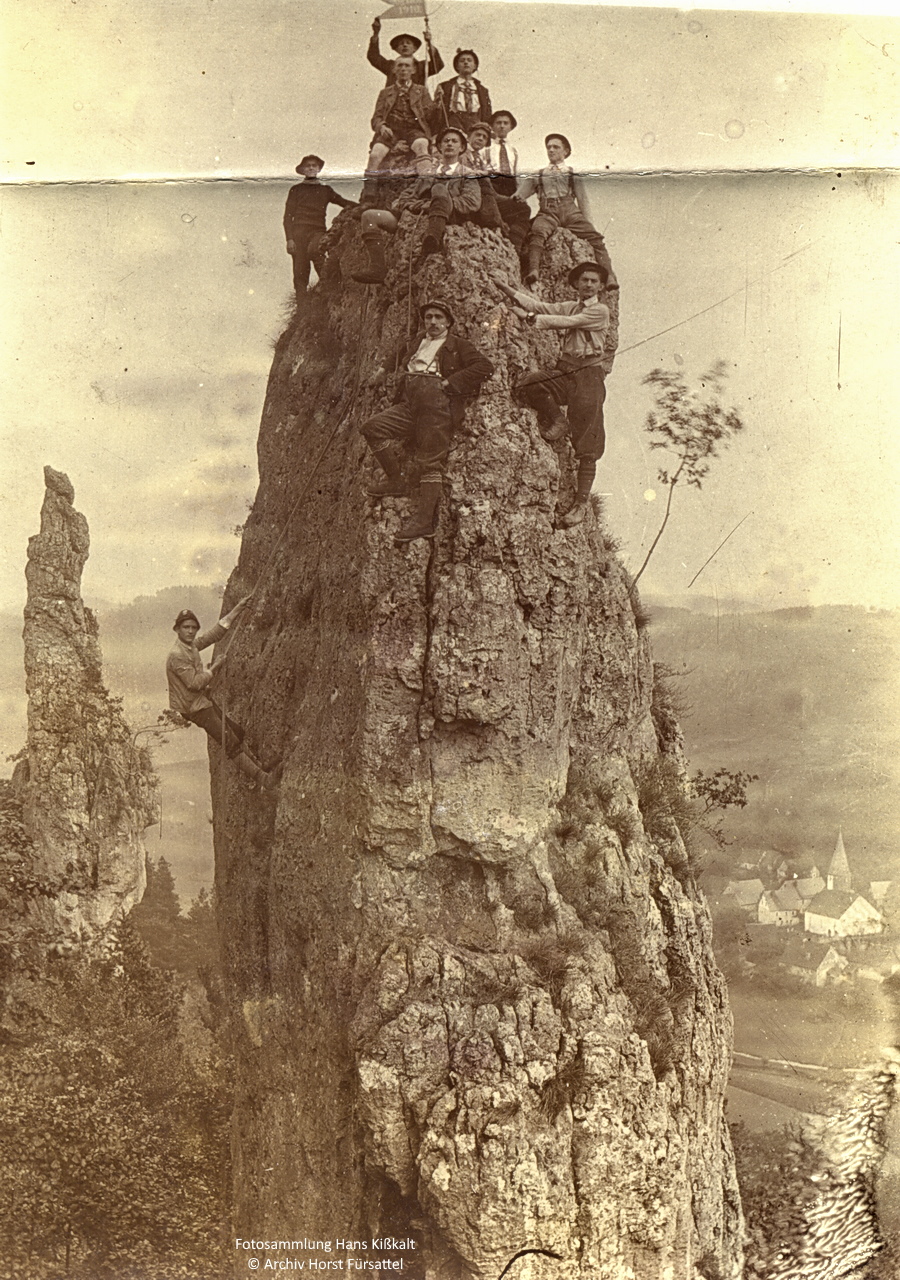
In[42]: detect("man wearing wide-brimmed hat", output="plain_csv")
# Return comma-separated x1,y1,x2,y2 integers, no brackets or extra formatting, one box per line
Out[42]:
516,133,616,288
283,154,357,293
166,598,282,790
492,260,611,529
352,127,482,284
359,300,493,542
434,50,492,134
367,14,443,85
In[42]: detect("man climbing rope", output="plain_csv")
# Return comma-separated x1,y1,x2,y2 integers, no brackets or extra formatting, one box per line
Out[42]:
367,16,443,85
361,56,436,206
516,134,617,288
352,127,481,284
166,600,281,790
492,261,610,529
359,300,493,543
283,155,357,294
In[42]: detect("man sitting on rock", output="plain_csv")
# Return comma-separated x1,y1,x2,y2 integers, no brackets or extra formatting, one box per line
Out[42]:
516,134,616,288
466,121,531,253
434,50,492,134
283,155,357,294
492,261,610,529
361,55,436,206
359,300,493,543
367,15,443,85
352,127,481,284
166,599,281,790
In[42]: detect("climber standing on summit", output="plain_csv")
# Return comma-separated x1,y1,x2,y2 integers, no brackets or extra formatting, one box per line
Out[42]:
367,15,443,84
166,599,281,790
516,134,616,288
283,155,357,294
492,261,610,528
359,300,493,543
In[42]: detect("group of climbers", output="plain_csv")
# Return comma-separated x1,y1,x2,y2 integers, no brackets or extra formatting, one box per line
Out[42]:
279,15,617,547
283,17,617,293
166,16,617,784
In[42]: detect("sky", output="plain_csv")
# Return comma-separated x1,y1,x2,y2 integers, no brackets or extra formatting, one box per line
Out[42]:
1,0,899,614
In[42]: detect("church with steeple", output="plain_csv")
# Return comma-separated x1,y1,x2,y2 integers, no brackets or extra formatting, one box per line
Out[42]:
805,830,884,938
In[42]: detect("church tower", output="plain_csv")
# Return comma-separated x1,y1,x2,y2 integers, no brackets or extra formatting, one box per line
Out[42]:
827,829,853,892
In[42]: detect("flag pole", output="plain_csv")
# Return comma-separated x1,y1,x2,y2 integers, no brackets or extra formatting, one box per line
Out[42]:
423,0,433,87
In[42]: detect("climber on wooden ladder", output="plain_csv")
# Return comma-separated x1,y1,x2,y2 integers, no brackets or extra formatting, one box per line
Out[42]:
166,602,281,790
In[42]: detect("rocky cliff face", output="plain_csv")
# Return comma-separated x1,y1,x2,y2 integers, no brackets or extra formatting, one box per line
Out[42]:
13,467,157,944
215,217,743,1280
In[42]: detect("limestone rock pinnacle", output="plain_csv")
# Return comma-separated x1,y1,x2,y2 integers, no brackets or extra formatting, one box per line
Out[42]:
15,466,158,945
214,219,743,1279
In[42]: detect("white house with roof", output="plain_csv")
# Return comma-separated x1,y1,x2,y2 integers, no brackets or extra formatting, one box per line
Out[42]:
805,889,883,938
723,878,765,913
782,939,849,986
758,881,804,927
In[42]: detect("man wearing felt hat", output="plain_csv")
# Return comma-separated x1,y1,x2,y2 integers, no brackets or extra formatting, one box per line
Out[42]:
434,50,493,134
492,260,611,529
283,154,357,294
516,133,616,288
352,127,482,284
359,300,493,542
166,598,281,790
368,14,443,84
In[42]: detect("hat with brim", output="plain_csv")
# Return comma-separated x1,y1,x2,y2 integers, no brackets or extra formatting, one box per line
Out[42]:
420,300,455,327
490,110,518,129
437,127,468,149
568,260,608,287
173,609,201,631
545,133,572,156
296,155,324,174
390,33,422,52
467,125,491,143
453,48,479,71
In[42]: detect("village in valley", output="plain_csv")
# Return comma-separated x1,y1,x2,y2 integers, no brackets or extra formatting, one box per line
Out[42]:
708,830,899,993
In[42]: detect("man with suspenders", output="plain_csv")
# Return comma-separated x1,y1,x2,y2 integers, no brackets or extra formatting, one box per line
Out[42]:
516,134,617,288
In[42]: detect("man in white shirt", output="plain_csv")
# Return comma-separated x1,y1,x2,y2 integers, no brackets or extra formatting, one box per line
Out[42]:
486,110,519,196
516,134,616,288
469,114,531,252
359,301,493,541
492,261,611,528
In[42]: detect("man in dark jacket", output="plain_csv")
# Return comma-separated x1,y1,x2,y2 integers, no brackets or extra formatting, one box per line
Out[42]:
367,15,443,84
362,56,436,203
283,155,357,293
360,301,493,542
434,50,492,134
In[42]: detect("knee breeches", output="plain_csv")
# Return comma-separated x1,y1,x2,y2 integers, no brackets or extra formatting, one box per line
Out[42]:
518,363,606,460
361,376,454,482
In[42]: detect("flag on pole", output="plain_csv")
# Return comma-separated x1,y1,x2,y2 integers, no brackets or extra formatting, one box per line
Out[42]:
379,0,427,18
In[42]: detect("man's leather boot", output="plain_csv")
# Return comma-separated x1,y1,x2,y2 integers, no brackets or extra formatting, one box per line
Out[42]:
352,232,387,284
523,244,542,286
367,447,408,497
421,215,446,257
395,480,441,542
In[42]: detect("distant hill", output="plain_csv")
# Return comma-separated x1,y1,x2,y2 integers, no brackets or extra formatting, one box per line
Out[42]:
648,603,900,881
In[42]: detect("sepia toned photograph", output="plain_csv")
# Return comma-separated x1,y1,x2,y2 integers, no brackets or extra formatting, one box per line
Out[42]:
1,1,898,1276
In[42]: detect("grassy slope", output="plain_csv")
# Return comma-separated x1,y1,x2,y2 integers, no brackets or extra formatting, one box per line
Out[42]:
650,604,900,881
